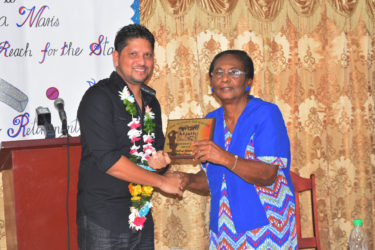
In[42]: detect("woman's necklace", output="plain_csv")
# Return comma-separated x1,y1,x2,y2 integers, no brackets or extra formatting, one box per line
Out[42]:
119,85,156,231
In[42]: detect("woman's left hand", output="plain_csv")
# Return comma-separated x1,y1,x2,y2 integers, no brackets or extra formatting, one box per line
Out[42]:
148,150,171,169
192,140,231,166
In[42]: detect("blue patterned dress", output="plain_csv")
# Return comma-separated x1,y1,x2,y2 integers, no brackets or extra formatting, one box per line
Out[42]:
203,97,298,250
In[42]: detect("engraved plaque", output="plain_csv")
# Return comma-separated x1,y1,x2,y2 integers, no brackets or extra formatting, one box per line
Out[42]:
163,118,215,159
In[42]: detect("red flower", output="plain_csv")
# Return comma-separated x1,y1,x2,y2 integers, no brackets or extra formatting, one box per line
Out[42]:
133,216,146,227
129,122,141,130
144,137,154,143
143,145,154,151
131,137,142,143
130,148,138,154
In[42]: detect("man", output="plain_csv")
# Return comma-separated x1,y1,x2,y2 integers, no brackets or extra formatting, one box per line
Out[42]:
77,24,182,249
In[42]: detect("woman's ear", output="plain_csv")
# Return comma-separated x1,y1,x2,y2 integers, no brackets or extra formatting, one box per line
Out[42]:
245,79,253,92
210,81,215,94
248,78,253,86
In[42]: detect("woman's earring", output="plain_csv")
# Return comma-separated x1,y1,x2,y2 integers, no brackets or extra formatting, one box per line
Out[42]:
211,88,215,93
245,86,250,92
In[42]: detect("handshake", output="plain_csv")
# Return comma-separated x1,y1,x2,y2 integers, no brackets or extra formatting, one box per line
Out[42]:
147,151,199,198
158,171,190,198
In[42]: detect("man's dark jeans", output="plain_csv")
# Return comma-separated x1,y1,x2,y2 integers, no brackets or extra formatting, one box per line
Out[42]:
77,214,154,250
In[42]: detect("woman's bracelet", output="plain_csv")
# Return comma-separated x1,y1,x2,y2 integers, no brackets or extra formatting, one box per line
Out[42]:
231,155,238,171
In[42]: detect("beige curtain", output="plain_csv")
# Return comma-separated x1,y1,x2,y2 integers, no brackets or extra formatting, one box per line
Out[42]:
0,0,373,249
141,0,375,249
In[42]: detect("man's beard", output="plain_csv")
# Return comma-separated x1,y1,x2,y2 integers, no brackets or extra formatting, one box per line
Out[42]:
129,76,148,85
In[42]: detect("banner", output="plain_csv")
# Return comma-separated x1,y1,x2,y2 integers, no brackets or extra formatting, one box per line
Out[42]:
0,0,139,142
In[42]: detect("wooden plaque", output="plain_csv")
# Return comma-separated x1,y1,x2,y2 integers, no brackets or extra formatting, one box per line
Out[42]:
163,118,215,159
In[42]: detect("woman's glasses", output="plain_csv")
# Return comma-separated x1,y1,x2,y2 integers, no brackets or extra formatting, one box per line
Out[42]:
211,69,247,79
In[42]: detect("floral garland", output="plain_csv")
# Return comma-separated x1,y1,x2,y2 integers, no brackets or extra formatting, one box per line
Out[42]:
119,86,156,231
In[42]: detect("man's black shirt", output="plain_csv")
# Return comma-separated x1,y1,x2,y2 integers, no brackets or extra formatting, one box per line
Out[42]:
77,71,164,233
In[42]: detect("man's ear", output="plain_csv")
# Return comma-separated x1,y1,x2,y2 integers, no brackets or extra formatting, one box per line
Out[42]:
112,50,119,67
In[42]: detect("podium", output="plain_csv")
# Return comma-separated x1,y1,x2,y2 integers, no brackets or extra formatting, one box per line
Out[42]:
0,137,81,250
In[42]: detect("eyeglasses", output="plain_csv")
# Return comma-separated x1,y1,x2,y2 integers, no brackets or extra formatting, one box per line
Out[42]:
211,69,247,79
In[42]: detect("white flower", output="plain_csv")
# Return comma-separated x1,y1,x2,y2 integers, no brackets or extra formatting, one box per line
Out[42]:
141,152,151,163
127,95,135,103
145,105,155,119
138,151,145,160
142,146,155,161
130,207,139,216
119,86,130,100
141,155,149,164
143,133,155,144
129,144,141,156
119,86,135,103
130,144,140,151
128,129,142,141
128,117,141,127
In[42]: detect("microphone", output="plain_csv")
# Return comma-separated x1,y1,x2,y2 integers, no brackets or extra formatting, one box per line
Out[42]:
54,98,68,135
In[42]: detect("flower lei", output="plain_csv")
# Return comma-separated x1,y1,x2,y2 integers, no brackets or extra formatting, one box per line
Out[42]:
119,86,156,231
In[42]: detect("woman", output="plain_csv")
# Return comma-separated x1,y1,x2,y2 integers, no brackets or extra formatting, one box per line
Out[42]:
180,50,298,249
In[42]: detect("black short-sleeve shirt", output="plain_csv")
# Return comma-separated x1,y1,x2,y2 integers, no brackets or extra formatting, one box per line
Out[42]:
77,71,165,233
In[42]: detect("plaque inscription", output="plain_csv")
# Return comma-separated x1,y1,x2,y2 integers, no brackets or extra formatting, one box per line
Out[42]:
163,118,215,159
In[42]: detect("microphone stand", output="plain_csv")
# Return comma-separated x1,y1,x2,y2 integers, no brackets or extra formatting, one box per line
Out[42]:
59,115,70,250
65,132,71,250
62,119,68,136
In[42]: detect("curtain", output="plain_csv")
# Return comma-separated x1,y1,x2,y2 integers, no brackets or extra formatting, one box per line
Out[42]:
141,0,375,249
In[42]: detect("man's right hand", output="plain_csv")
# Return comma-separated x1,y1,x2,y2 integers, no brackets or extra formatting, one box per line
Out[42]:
159,171,183,197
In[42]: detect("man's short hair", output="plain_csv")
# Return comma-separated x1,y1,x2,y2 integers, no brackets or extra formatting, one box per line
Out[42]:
114,24,155,54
